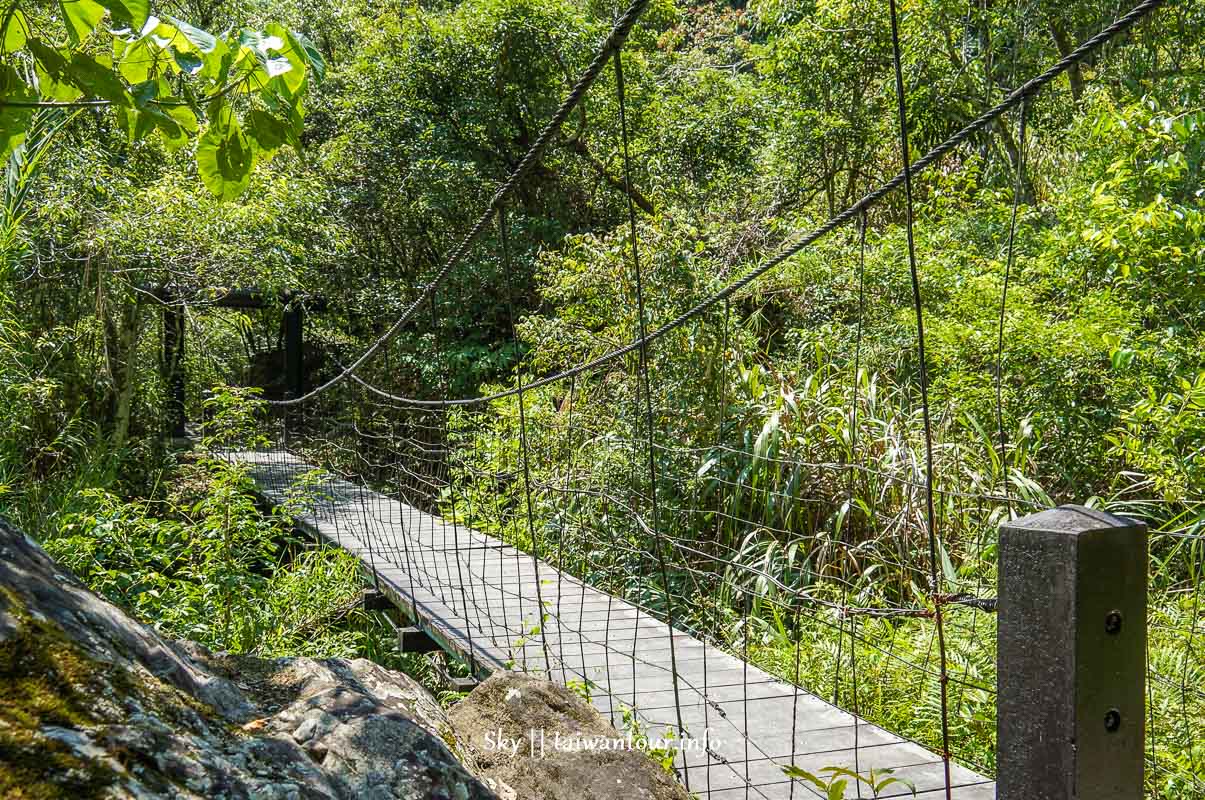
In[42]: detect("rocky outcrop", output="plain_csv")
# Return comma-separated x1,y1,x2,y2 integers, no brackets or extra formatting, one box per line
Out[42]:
450,673,690,800
0,517,493,800
0,517,691,800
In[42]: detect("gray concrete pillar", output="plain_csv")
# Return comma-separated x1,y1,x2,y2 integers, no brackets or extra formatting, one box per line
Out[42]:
998,504,1147,799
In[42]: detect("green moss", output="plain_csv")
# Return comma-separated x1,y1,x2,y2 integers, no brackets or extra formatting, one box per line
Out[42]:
0,589,113,726
0,727,114,800
0,588,118,798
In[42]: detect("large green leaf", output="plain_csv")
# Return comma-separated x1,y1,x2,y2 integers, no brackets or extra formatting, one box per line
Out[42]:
188,35,233,84
162,15,217,53
96,0,149,29
129,78,157,107
0,66,34,162
164,102,197,135
26,39,82,102
2,9,30,53
171,48,203,75
0,106,32,163
26,39,68,78
128,78,188,148
59,0,106,45
115,105,157,142
237,29,281,70
285,103,304,150
148,110,184,148
236,30,293,92
197,112,255,200
288,31,324,83
262,55,293,79
245,109,286,159
265,23,305,93
67,52,130,105
31,74,81,103
116,38,159,84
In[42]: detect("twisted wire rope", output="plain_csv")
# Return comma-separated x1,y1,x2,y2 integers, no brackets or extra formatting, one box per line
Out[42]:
281,0,1165,410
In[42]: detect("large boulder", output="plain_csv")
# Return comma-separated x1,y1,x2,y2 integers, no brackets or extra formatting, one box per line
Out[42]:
0,517,494,800
450,673,691,800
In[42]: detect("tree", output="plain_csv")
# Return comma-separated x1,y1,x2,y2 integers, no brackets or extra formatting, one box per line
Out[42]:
0,0,324,199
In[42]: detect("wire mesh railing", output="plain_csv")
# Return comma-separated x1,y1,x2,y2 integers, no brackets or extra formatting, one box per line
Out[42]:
205,0,1203,796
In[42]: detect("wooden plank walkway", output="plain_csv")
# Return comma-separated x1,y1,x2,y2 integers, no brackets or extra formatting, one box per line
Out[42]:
230,449,995,799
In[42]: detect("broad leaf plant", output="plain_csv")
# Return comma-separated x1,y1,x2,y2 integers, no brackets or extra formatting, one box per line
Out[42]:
0,0,324,199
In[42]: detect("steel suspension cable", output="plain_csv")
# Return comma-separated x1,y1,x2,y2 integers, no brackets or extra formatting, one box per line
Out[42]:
706,297,731,799
616,46,694,790
429,290,482,674
499,204,554,681
614,47,690,790
555,374,576,686
339,0,1165,410
265,0,653,407
994,100,1027,519
829,208,870,800
886,0,953,795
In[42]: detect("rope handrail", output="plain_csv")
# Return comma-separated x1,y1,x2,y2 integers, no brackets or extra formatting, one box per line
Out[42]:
267,0,653,406
321,0,1166,409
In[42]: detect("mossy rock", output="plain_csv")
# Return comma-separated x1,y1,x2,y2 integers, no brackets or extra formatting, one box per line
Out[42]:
0,517,499,800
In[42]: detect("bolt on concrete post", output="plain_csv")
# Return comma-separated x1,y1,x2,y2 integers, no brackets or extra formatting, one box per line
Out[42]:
997,505,1147,800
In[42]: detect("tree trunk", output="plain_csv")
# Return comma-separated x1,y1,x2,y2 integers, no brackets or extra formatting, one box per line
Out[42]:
1048,21,1084,101
104,294,143,450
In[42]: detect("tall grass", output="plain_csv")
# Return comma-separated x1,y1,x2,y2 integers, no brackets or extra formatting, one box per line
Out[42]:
437,346,1204,795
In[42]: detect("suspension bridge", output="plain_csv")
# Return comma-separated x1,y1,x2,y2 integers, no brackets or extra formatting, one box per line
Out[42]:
195,0,1175,797
231,448,993,799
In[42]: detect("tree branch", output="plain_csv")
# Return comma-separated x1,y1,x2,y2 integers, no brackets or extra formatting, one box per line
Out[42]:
568,137,654,215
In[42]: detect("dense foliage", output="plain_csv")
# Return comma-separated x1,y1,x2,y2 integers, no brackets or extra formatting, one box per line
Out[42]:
0,0,1201,795
0,0,323,198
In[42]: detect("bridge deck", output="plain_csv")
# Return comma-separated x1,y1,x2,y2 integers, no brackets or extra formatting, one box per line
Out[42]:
231,450,994,799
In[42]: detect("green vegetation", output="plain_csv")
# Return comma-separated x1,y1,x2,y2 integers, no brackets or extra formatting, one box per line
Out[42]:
782,766,915,799
0,0,321,200
0,0,1202,796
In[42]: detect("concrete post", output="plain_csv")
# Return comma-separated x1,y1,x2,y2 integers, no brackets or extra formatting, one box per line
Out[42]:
997,504,1147,800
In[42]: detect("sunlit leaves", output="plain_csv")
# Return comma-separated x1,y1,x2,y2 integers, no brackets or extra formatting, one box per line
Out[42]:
114,104,155,142
265,24,305,94
289,31,325,83
162,15,218,53
237,29,293,92
197,107,256,201
29,40,134,107
26,38,68,80
165,104,198,136
0,66,33,161
115,39,157,84
1,9,29,53
172,49,203,75
60,0,106,45
0,4,325,200
246,109,287,160
96,0,149,29
67,52,130,105
26,39,83,102
124,78,191,148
